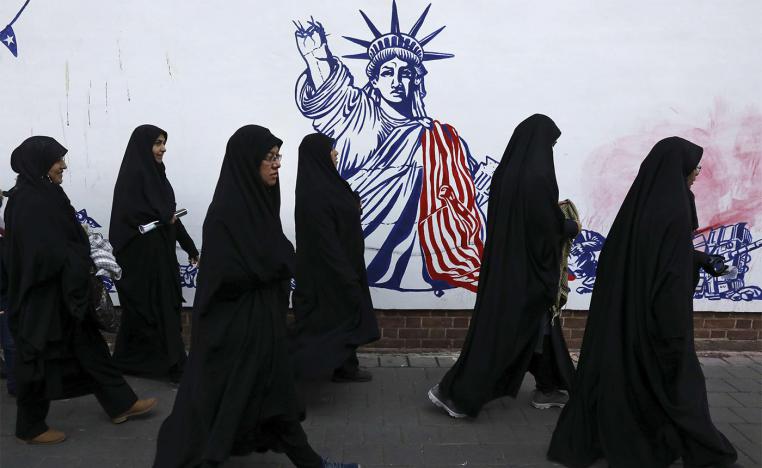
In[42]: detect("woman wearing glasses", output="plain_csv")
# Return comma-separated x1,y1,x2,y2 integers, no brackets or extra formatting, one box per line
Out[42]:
548,137,737,468
109,125,199,383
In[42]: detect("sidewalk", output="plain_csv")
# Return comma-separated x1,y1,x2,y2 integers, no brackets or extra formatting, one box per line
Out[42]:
1,353,760,467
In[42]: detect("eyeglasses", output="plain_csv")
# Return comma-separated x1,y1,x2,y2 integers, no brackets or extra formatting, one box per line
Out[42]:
264,153,283,164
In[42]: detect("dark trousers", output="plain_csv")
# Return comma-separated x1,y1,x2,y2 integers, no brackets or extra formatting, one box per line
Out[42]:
16,323,137,439
278,420,323,468
215,420,322,468
528,336,562,393
0,310,16,395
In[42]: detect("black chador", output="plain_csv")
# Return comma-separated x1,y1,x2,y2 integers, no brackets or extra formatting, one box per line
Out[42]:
154,126,326,468
290,133,379,381
109,125,198,381
547,137,737,468
430,114,578,418
5,137,153,443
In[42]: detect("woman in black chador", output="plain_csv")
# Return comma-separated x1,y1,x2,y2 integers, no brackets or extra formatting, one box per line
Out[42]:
428,114,579,418
547,137,738,468
290,133,379,382
109,125,199,382
5,137,156,445
153,126,358,468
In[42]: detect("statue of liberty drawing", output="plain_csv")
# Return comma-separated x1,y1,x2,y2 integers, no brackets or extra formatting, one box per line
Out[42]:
294,1,493,294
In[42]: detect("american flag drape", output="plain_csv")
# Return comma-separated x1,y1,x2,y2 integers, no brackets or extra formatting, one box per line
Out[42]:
418,121,483,292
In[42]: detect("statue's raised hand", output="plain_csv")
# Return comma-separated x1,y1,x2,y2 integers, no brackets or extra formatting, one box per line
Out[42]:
294,18,330,61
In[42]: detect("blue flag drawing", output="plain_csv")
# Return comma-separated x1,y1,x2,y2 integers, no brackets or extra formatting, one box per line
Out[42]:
2,0,31,58
1,25,17,57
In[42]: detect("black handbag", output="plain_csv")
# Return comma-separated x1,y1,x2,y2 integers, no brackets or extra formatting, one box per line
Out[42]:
90,275,120,333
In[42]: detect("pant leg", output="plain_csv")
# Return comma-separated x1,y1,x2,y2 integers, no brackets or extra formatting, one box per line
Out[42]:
15,370,50,439
0,312,16,394
528,336,559,393
334,348,359,374
72,322,137,417
277,421,323,468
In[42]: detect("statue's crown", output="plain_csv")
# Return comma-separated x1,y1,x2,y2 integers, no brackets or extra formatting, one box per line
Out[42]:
343,1,454,66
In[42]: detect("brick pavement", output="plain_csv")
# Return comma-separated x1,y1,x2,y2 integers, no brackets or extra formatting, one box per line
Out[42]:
1,353,760,468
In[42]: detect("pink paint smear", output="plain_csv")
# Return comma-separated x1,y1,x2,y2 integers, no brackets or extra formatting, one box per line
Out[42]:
584,101,762,233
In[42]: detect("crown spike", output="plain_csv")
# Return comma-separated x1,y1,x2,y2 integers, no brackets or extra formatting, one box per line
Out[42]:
418,25,447,47
408,4,431,37
359,9,382,38
390,0,400,34
422,51,455,61
343,36,372,48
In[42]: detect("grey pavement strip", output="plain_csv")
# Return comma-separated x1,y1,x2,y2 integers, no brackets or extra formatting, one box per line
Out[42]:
0,352,759,468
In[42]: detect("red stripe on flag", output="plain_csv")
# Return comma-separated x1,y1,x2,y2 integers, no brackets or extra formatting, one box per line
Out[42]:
417,121,483,292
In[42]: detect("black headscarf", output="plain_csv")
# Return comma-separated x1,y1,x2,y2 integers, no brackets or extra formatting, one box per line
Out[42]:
290,133,379,376
153,126,302,467
194,125,292,314
109,124,175,252
480,113,564,307
548,137,737,468
295,133,354,199
5,136,92,359
439,114,569,415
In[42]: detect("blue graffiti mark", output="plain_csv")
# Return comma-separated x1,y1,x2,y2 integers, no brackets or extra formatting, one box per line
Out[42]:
99,275,115,293
567,223,761,301
294,1,490,293
1,0,31,57
179,264,199,289
693,222,762,301
567,229,606,294
75,208,102,228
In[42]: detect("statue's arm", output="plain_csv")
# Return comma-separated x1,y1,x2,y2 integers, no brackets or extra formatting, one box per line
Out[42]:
294,19,334,90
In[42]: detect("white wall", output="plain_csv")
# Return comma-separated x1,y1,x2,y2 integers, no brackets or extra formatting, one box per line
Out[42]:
2,1,760,311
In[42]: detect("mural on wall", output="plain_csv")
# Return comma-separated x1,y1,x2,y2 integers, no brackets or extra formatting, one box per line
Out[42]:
294,1,494,295
4,1,758,310
179,264,199,289
693,223,762,301
567,229,606,294
76,209,101,228
1,0,30,58
566,224,762,301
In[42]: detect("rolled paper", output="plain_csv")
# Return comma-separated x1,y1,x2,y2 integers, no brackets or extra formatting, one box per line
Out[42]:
138,208,188,235
138,220,160,234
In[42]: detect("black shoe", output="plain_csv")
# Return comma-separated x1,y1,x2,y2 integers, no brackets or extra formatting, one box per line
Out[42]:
332,368,372,383
530,389,568,409
428,384,468,418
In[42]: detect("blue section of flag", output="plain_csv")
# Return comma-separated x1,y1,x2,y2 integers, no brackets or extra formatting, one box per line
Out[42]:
1,25,18,57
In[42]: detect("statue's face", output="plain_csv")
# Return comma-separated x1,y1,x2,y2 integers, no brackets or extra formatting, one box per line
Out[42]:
371,57,413,104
